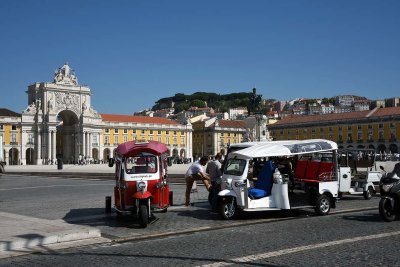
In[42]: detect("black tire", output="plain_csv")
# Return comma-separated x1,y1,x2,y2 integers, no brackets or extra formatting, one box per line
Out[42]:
338,192,343,198
315,194,331,215
139,204,149,228
379,198,396,222
219,198,236,220
363,188,373,200
0,164,4,173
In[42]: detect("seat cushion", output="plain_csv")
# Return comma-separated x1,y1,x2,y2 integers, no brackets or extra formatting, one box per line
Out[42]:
248,188,267,199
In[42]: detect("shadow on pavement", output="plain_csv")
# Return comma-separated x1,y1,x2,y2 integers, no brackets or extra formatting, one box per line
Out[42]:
62,208,147,229
341,212,382,222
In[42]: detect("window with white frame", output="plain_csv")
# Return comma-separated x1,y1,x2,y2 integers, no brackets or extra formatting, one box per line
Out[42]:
114,135,119,144
105,136,110,144
368,132,373,141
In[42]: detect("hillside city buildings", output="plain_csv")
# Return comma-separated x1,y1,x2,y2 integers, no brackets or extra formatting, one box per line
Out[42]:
0,64,399,165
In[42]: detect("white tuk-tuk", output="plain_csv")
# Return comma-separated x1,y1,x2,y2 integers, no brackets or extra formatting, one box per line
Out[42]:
337,148,382,199
217,139,343,219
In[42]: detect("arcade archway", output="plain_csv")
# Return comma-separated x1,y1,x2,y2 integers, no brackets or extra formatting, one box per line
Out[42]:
56,110,80,163
8,148,19,165
103,148,110,162
25,148,35,165
389,144,398,154
92,148,99,162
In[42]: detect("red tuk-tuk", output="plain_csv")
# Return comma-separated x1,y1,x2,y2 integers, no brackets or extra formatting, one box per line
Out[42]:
108,141,171,227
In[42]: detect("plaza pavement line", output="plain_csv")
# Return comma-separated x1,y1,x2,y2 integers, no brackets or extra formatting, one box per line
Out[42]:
0,211,101,254
198,230,400,267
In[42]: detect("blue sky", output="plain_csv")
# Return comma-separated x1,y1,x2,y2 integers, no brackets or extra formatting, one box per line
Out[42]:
0,0,399,115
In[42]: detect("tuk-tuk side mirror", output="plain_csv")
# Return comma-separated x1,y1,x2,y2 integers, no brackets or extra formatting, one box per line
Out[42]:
108,158,115,168
380,166,385,171
167,157,173,167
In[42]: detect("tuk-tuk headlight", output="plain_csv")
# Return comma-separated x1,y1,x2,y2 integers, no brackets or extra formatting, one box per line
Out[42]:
382,184,393,193
224,178,233,190
137,181,146,191
234,180,247,188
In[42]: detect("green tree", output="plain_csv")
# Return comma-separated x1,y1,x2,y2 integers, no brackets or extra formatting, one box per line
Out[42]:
172,93,187,102
190,99,206,108
174,102,190,114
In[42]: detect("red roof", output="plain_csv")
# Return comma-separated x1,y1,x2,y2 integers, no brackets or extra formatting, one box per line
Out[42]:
116,141,168,156
370,107,400,117
272,107,400,126
100,114,180,125
218,120,246,128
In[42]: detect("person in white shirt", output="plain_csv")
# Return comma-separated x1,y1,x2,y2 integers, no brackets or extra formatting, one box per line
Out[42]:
185,156,211,206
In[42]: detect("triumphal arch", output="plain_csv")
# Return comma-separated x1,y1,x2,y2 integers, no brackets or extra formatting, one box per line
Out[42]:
21,64,103,164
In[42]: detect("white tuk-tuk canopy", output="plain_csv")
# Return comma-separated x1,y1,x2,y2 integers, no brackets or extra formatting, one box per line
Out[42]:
230,139,338,159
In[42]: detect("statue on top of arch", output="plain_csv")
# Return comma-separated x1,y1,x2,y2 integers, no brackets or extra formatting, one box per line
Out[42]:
53,63,78,86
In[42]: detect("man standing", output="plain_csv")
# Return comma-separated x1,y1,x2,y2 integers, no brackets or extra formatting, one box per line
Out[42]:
206,153,223,211
185,156,211,206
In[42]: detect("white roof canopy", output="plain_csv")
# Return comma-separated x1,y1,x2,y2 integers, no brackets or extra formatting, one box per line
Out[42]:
230,139,338,159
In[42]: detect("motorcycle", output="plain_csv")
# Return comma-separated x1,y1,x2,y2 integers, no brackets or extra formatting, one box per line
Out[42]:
378,163,400,222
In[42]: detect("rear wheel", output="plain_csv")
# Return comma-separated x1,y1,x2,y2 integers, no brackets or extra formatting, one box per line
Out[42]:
379,198,396,222
139,204,149,228
363,188,373,200
315,194,331,215
219,198,236,220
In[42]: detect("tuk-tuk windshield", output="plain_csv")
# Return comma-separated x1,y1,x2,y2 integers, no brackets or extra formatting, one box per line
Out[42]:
224,158,247,176
125,155,157,174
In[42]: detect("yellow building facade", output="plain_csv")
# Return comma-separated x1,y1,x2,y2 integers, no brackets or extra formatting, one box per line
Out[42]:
269,107,400,154
0,64,192,165
192,117,246,158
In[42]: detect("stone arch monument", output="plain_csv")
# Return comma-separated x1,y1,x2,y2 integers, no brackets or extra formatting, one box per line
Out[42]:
21,63,102,164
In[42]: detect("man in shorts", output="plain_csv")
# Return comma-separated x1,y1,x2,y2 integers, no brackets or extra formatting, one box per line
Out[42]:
185,156,211,206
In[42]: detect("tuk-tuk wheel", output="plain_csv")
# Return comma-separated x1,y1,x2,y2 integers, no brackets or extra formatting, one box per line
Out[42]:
363,188,373,200
139,204,149,228
379,198,396,222
315,195,331,216
219,197,236,220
